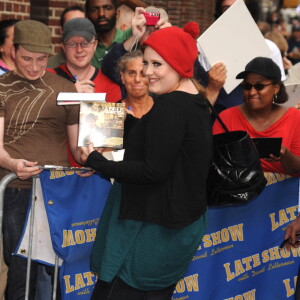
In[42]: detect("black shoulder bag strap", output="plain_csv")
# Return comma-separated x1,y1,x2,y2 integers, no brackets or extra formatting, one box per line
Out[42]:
206,99,229,133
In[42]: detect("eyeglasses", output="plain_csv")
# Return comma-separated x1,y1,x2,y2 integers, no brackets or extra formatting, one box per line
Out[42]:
241,82,274,91
64,40,96,49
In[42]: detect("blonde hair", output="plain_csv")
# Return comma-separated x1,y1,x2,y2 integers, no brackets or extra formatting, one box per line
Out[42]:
265,31,288,56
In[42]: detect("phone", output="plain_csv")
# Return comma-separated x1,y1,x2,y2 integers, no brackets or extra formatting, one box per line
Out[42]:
251,137,282,158
142,12,160,26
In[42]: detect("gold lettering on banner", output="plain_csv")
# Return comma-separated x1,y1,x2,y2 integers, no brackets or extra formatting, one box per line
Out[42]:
61,229,97,248
49,170,77,179
225,289,256,300
283,276,298,297
264,172,291,186
173,274,199,294
64,272,97,294
224,246,300,282
50,170,67,179
224,253,261,281
202,224,244,248
269,206,298,231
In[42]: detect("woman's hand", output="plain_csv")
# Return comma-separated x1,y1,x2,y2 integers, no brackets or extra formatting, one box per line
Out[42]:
265,146,300,175
80,143,104,163
155,18,172,29
131,7,147,41
265,145,287,162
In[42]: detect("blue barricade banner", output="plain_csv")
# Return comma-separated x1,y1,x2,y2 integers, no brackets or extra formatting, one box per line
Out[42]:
173,173,300,300
39,170,111,299
38,172,300,299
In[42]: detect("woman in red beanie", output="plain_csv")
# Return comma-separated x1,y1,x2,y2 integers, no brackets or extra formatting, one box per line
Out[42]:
83,26,212,300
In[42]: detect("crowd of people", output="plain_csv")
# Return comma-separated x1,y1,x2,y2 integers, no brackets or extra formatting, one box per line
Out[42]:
1,0,300,299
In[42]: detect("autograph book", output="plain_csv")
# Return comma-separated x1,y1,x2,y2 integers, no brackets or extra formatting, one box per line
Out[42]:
78,101,126,149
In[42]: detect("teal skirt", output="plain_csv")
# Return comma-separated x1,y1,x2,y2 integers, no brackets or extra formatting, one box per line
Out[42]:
91,182,207,290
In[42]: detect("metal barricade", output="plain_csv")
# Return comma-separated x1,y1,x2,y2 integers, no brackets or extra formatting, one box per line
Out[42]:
0,173,59,300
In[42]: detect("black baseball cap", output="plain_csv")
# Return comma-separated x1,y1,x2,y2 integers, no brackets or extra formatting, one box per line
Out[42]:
236,57,281,82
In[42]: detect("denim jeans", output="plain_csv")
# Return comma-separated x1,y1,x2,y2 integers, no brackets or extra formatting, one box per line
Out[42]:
91,277,176,300
2,187,38,300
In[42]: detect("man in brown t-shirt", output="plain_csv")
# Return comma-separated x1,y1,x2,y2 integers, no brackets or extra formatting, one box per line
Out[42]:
0,20,82,299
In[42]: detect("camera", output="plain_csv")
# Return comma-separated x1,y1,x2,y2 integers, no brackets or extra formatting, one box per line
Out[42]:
142,12,160,26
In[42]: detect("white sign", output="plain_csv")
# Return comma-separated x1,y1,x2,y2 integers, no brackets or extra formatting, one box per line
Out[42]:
197,0,271,94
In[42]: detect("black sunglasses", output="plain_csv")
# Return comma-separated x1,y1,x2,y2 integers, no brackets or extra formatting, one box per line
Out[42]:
241,82,274,91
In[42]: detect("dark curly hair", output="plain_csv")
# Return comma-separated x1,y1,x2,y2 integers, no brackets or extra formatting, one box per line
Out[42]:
85,0,118,13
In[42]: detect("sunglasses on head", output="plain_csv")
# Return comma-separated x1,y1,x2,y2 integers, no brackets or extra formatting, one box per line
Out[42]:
241,82,274,91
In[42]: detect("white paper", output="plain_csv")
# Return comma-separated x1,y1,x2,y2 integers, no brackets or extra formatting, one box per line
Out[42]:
284,83,300,107
102,149,124,161
197,0,271,94
57,93,106,105
15,178,63,266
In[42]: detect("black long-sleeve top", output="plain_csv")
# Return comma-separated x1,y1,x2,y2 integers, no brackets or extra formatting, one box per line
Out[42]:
86,91,212,228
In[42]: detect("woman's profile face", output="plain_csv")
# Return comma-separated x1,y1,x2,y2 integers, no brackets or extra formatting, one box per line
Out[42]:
0,25,15,59
143,46,181,95
242,73,280,112
120,57,149,98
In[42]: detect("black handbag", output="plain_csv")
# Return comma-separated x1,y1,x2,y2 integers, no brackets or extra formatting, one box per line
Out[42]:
207,102,267,206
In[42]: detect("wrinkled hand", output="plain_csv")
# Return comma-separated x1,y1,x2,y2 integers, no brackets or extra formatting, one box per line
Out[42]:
155,18,172,29
80,143,104,163
75,80,95,93
76,169,95,178
208,62,227,91
11,159,42,180
132,7,147,40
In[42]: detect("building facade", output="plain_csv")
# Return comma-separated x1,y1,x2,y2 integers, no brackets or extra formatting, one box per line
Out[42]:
0,0,215,54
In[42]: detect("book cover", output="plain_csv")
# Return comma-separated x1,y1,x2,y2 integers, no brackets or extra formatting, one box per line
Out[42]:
78,101,126,149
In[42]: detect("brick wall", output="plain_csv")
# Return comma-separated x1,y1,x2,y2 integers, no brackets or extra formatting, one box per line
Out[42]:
0,0,215,54
0,0,30,21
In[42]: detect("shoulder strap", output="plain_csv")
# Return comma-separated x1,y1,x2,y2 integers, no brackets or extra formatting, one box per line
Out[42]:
206,99,229,133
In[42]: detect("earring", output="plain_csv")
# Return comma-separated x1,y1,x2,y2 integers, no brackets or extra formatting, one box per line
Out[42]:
273,94,278,103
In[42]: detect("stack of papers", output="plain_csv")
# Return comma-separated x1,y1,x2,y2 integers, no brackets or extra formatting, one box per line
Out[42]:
57,93,106,105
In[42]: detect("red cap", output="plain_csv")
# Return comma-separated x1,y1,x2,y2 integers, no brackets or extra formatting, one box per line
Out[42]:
143,26,198,78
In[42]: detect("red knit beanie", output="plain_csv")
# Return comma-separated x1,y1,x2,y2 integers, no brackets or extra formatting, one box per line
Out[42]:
143,26,198,78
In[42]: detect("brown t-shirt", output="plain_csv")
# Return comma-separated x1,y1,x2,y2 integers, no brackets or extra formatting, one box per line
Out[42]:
0,71,79,188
